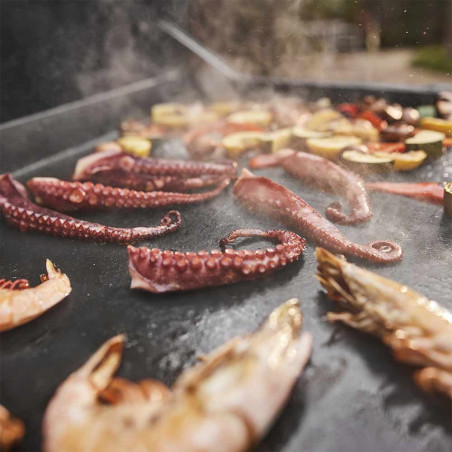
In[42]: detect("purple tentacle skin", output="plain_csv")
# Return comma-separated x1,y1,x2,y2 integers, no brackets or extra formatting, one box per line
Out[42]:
72,150,237,191
279,151,372,225
0,174,181,244
128,228,306,293
233,169,403,264
27,177,230,212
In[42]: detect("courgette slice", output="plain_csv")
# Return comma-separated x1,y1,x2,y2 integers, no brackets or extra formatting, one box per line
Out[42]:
222,131,264,159
307,136,362,160
291,127,331,150
416,105,437,119
340,150,393,173
227,110,272,127
405,130,445,158
305,109,342,131
374,150,427,171
444,182,452,216
420,117,452,137
117,136,152,158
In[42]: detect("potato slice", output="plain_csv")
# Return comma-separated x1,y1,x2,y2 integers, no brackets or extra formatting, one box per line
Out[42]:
305,109,342,131
420,117,452,137
375,150,427,171
223,131,264,159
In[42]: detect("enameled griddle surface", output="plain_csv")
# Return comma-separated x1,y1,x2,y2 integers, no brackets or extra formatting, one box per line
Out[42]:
1,137,451,451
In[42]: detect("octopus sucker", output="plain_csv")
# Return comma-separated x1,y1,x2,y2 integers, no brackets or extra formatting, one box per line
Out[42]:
27,177,231,212
0,278,29,290
72,150,237,189
0,404,25,450
0,174,181,243
43,300,312,452
0,260,71,331
233,169,402,264
315,247,452,398
128,229,305,293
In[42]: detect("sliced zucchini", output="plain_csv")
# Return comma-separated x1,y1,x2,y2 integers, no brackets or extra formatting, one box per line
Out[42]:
420,117,452,137
227,110,272,127
222,131,264,159
291,127,332,150
341,150,393,173
332,119,379,142
262,128,293,153
307,136,362,160
117,136,152,158
375,150,427,171
305,109,342,131
416,105,437,119
444,182,452,216
405,130,445,158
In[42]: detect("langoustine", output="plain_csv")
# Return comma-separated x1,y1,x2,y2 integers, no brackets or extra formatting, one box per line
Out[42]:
315,247,452,398
73,150,237,192
233,169,402,264
27,177,230,212
0,405,25,450
0,174,181,243
43,299,312,452
0,260,71,332
366,182,445,204
249,149,372,224
128,228,305,293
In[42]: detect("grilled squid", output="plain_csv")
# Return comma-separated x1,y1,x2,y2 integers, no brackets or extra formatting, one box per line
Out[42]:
316,247,452,398
43,299,312,452
0,260,71,332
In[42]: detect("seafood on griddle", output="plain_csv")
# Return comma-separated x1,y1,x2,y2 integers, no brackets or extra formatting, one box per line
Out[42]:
315,247,452,398
43,299,312,452
0,260,71,332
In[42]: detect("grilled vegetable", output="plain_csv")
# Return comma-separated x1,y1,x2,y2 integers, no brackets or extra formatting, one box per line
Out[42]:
358,110,387,130
227,110,272,127
307,136,362,160
340,150,393,173
375,150,427,171
444,182,452,216
117,136,152,158
416,105,437,119
405,130,445,159
332,119,379,142
420,117,452,137
380,123,415,142
222,131,264,159
291,127,331,150
305,109,342,131
263,128,293,153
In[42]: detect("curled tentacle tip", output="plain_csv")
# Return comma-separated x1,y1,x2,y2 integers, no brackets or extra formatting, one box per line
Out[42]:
367,240,403,261
160,210,182,227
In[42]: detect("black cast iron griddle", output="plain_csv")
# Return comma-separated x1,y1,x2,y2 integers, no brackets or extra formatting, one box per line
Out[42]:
1,131,451,451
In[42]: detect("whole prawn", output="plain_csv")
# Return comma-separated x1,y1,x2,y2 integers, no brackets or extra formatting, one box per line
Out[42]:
43,299,312,452
0,260,71,331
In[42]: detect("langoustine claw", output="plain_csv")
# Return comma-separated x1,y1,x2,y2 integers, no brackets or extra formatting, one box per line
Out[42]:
128,229,305,293
27,177,230,212
250,150,372,224
43,300,312,452
0,260,71,331
233,169,402,263
72,150,237,191
366,182,445,204
315,247,452,398
0,174,181,243
0,405,25,450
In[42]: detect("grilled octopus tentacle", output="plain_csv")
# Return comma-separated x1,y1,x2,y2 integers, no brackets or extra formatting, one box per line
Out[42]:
0,174,181,244
128,228,305,293
233,169,402,264
250,150,372,225
0,278,30,290
27,177,230,212
73,150,237,181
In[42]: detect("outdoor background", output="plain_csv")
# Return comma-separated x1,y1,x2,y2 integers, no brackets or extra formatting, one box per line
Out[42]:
1,0,451,123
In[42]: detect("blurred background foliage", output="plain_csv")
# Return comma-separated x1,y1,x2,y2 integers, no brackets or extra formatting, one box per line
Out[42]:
189,0,451,79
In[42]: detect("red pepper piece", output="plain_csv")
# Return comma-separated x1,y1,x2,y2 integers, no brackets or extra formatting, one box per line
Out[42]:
358,110,387,130
337,103,359,119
